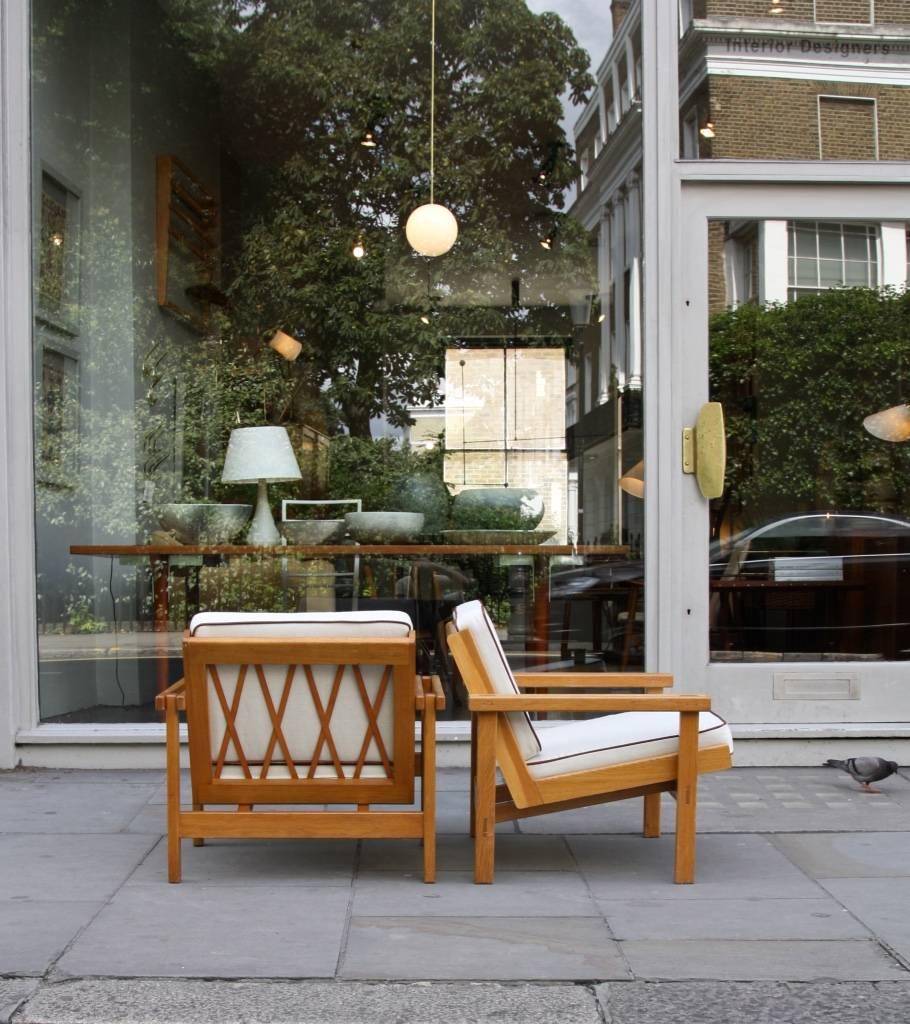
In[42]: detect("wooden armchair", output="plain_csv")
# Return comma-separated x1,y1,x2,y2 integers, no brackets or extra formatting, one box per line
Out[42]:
154,610,444,883
447,600,733,884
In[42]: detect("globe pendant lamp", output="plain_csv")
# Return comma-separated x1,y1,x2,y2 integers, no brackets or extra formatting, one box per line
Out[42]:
405,0,458,257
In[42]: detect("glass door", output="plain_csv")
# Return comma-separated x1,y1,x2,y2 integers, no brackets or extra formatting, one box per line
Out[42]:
673,181,910,727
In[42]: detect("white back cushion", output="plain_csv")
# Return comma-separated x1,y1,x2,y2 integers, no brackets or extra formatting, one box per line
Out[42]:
452,600,541,760
187,611,413,774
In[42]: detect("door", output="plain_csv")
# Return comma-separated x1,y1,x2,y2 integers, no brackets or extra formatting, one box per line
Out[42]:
671,181,910,728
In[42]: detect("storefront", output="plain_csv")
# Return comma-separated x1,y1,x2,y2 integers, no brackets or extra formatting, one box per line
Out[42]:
1,0,909,768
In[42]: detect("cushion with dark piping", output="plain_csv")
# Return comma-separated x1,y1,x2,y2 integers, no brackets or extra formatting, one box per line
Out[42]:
451,600,541,760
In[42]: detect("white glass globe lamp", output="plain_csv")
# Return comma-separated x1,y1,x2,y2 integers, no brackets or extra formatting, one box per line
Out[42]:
405,203,458,257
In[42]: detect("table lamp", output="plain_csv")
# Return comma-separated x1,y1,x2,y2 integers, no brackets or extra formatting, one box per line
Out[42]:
221,426,302,545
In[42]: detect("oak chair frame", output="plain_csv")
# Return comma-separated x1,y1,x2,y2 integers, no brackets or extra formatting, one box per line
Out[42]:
447,627,732,884
155,631,444,883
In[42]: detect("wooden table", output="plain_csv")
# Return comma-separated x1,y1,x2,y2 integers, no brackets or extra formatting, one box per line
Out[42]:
71,543,628,691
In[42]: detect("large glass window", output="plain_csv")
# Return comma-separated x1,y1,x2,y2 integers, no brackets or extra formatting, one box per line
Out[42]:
31,0,642,724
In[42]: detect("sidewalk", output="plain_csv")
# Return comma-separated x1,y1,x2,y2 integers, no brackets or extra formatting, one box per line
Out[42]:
1,765,910,1022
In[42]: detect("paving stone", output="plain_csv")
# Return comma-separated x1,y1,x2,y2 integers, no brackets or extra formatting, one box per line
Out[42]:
352,870,599,916
0,783,158,833
772,832,910,879
128,837,356,886
0,978,38,1024
342,916,628,980
57,885,351,978
0,768,163,786
597,981,910,1024
0,835,156,901
359,834,575,873
0,901,102,975
598,897,870,940
15,978,601,1024
619,939,905,981
569,834,823,899
819,877,910,963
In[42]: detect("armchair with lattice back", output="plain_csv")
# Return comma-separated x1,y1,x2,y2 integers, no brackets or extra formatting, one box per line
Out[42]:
155,610,444,883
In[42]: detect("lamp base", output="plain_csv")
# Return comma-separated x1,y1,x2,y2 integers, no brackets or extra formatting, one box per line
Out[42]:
245,480,281,546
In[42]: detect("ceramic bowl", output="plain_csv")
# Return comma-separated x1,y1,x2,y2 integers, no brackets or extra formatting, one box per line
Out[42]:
450,487,545,530
344,511,425,544
281,519,347,545
158,503,252,544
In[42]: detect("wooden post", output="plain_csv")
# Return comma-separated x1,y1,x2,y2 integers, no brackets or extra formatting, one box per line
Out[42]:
473,711,497,884
165,694,182,883
421,684,437,884
674,710,699,883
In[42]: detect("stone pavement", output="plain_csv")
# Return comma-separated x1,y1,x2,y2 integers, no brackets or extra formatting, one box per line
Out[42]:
2,765,910,1022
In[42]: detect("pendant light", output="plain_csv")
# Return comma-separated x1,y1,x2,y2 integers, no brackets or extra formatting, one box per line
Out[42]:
405,0,458,257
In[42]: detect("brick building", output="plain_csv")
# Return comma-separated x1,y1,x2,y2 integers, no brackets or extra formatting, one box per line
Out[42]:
570,0,910,535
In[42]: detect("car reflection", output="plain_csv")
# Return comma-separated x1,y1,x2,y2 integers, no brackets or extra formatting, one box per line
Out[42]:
710,512,910,660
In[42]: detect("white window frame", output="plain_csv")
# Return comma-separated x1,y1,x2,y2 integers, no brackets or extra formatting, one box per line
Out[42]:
787,219,879,300
813,0,874,26
817,94,879,161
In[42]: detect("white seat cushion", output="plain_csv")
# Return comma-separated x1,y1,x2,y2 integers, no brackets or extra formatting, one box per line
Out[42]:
189,609,413,638
526,711,733,780
451,600,541,760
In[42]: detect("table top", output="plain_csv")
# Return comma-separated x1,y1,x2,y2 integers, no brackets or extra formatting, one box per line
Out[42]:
71,543,629,558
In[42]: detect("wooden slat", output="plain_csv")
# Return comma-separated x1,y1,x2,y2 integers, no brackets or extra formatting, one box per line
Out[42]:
210,665,252,779
468,694,712,712
178,811,424,839
154,678,186,712
473,712,497,884
495,781,668,822
165,693,182,883
186,637,415,666
304,663,345,779
352,664,392,779
515,672,673,689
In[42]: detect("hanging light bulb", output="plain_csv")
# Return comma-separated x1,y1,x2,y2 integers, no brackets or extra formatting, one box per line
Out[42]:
360,130,377,148
700,120,716,139
540,234,553,251
352,237,366,259
405,0,458,257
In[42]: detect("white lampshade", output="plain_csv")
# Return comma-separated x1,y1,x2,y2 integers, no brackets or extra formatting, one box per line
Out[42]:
863,404,910,443
619,459,644,499
405,203,458,257
221,426,302,484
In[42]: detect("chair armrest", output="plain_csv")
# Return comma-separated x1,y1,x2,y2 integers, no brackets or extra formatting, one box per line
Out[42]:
514,672,673,690
468,693,711,713
154,678,186,712
415,675,446,711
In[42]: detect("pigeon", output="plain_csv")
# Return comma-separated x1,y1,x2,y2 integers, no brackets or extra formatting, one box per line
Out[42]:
824,757,899,792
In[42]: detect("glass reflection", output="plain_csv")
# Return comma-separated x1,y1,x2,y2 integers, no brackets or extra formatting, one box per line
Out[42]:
709,218,910,663
32,0,643,723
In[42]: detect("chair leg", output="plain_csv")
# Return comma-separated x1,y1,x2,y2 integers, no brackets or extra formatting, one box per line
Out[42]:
469,713,477,838
192,803,204,847
674,711,699,883
473,712,497,884
165,695,182,883
421,699,437,884
643,791,661,837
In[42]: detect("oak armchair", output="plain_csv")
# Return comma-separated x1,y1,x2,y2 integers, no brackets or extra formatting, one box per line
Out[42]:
447,600,733,884
155,610,444,883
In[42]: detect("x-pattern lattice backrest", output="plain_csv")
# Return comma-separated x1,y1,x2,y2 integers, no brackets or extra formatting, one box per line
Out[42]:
205,660,396,780
183,612,416,797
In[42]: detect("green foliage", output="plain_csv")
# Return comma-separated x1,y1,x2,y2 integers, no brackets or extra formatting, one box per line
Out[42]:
709,287,910,524
166,0,595,435
320,435,450,519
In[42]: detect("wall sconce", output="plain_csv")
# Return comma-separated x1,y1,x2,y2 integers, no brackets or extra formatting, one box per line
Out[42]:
352,237,366,259
619,460,644,499
269,329,303,362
